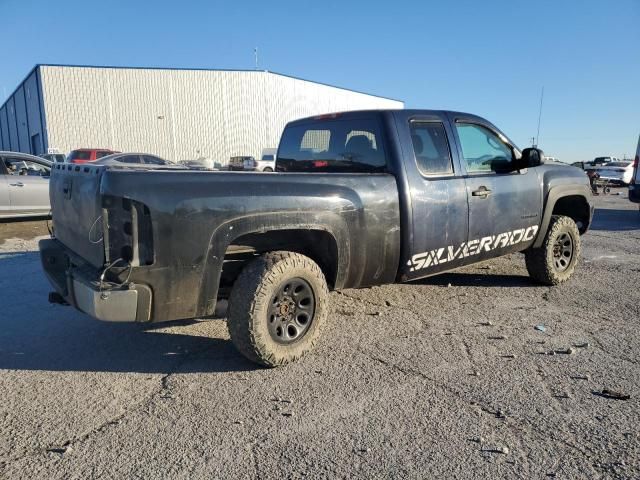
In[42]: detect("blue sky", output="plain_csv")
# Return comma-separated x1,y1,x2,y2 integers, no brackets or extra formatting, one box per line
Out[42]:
1,0,638,162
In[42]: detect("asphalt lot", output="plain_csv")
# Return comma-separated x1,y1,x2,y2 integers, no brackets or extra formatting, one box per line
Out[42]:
1,190,639,479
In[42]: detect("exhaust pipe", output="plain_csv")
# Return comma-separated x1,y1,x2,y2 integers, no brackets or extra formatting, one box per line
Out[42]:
48,292,69,306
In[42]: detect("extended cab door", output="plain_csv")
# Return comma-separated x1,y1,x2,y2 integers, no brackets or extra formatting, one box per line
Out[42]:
448,114,542,260
393,111,469,280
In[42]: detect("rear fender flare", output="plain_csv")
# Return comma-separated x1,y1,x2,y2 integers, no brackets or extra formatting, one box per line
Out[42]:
197,212,350,316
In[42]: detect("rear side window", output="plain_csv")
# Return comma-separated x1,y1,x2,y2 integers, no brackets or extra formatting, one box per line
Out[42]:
96,151,112,159
68,150,90,161
119,155,142,164
143,155,166,165
409,122,453,175
261,155,274,161
277,117,387,172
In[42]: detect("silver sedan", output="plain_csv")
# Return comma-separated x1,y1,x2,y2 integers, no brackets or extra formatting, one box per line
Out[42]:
1,151,52,219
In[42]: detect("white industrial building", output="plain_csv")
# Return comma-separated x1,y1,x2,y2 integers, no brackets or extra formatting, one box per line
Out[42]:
0,64,403,164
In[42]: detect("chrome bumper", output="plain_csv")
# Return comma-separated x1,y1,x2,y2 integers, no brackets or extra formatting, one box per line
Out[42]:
39,238,152,322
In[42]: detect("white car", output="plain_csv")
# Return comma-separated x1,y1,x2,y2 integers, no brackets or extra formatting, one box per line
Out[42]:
1,151,52,218
592,161,634,185
243,148,277,172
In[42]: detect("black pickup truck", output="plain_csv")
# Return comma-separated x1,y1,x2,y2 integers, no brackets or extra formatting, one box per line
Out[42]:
40,110,594,366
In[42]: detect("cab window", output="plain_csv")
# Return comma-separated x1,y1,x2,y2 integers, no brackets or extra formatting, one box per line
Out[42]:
277,116,387,173
409,122,453,176
456,123,513,173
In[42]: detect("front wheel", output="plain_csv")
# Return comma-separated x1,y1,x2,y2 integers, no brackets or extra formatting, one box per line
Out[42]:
227,251,329,366
263,167,273,172
524,215,581,285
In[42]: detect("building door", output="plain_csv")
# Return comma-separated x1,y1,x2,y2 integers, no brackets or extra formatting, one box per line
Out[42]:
30,134,41,156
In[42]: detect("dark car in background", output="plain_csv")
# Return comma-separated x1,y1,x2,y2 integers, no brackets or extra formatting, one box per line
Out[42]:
228,155,254,171
629,135,640,205
68,148,118,164
40,153,67,163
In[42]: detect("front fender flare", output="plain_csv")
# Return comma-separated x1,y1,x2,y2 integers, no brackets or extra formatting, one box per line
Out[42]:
533,185,593,249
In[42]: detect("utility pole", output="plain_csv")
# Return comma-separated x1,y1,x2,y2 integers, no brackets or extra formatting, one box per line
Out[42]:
535,86,544,147
254,47,259,70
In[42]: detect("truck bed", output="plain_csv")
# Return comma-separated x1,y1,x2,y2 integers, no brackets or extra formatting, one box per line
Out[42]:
48,165,402,321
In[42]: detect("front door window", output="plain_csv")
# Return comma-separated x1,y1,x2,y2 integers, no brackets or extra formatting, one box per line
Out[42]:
455,123,513,173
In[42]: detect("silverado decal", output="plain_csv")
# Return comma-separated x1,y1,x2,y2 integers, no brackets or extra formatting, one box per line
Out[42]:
408,226,539,272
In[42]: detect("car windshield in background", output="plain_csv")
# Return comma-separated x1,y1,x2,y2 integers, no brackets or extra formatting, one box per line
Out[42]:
277,116,387,173
68,150,90,161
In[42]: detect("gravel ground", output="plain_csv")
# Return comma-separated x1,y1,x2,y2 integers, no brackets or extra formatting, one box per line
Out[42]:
0,191,639,479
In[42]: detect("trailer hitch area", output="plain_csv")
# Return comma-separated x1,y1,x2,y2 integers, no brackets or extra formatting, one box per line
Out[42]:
48,291,69,306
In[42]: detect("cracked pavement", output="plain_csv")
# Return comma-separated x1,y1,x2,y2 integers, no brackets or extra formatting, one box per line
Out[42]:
1,191,639,479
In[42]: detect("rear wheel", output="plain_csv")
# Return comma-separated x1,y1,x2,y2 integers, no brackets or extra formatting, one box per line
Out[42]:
227,251,329,366
524,215,581,285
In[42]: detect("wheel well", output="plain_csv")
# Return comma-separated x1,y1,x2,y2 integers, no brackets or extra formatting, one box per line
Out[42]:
218,229,339,297
551,195,590,233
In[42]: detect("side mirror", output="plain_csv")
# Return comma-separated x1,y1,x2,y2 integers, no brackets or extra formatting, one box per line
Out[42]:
520,148,545,168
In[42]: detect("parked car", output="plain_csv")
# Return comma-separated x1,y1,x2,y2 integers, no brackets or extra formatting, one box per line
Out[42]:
177,157,223,170
591,161,634,185
629,135,640,205
244,148,277,172
93,153,182,168
228,155,253,171
68,148,118,164
40,109,594,367
40,153,67,163
1,151,51,218
589,156,619,166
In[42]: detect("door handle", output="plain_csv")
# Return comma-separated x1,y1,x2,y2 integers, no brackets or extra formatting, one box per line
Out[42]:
472,186,491,197
9,182,24,187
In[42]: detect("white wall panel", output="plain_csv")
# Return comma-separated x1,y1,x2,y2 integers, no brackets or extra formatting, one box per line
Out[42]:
39,66,403,163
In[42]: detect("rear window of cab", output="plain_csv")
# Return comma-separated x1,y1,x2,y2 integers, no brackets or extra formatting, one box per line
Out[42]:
277,116,387,173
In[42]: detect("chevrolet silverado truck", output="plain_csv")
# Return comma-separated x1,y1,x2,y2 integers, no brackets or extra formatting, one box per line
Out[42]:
40,110,594,366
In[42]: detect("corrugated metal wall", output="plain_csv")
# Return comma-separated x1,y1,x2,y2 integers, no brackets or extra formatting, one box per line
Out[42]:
37,66,403,163
0,69,46,154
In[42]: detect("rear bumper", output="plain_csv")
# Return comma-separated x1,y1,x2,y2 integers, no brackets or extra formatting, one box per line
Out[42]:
629,184,640,203
39,238,152,322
